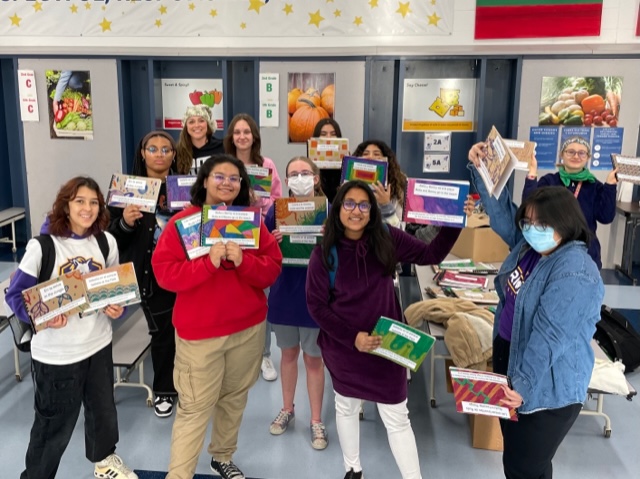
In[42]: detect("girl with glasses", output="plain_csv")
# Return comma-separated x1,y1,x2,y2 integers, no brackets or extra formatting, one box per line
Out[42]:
176,104,224,174
264,156,328,450
471,136,617,269
108,130,183,418
152,154,282,479
306,180,472,479
468,149,605,479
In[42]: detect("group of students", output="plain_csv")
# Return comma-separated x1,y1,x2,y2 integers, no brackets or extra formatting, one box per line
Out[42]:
4,108,617,479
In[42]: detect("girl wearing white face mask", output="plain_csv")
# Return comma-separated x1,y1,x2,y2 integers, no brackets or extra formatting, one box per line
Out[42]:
264,157,329,451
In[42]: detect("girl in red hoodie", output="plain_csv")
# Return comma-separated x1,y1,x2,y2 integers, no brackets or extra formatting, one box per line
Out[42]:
152,154,282,479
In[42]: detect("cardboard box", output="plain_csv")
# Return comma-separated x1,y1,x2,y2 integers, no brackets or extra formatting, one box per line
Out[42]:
451,213,510,263
469,414,504,452
445,359,454,393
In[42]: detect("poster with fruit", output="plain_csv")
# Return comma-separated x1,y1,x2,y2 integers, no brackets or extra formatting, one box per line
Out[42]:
287,73,335,144
161,78,224,130
46,70,93,140
539,76,623,128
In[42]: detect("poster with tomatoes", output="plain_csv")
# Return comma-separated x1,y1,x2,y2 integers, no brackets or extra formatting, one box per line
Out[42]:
161,78,224,130
287,73,335,144
538,76,622,128
46,70,93,140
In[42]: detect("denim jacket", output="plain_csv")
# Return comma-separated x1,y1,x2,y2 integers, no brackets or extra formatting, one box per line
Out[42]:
470,166,604,413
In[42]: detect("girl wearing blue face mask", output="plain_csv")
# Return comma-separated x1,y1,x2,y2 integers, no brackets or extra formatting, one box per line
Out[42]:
468,150,604,479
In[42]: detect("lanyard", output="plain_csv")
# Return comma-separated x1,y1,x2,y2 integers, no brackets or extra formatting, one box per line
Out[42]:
573,181,583,199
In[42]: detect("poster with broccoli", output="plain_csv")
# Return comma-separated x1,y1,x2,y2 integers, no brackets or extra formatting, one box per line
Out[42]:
46,70,93,140
161,78,224,130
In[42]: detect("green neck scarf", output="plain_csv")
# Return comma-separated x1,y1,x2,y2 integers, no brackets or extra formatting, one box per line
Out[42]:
558,167,597,187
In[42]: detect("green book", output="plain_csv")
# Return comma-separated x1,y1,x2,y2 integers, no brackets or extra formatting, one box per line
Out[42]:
370,316,436,372
279,234,322,267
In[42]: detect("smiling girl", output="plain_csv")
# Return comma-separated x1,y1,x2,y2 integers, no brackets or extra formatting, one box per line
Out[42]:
176,105,224,174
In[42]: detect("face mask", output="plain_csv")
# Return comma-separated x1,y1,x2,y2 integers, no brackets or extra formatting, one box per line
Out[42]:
287,175,315,196
521,225,559,253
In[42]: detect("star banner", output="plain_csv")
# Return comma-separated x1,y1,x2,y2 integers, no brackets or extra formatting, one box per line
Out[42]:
1,0,453,37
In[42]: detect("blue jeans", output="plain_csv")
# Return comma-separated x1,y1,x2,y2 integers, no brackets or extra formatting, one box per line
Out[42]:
20,343,119,479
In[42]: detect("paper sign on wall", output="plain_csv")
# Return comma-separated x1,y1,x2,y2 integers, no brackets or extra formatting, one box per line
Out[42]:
424,132,451,152
259,73,279,128
17,70,39,122
161,78,223,130
423,154,450,173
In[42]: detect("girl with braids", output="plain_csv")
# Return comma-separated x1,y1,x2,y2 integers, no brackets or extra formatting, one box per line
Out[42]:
306,180,472,479
352,140,407,228
108,130,180,418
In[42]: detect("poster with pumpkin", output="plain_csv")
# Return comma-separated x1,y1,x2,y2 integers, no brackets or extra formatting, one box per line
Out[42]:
288,73,335,144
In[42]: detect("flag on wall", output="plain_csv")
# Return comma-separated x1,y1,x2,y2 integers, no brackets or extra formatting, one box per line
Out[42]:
474,0,603,40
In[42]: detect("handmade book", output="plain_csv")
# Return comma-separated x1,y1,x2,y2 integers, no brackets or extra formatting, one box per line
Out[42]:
611,154,640,184
275,197,328,234
106,173,162,213
83,262,141,313
449,288,499,305
279,234,322,267
307,137,350,169
503,138,537,171
246,165,273,198
433,259,498,275
475,126,518,199
403,178,470,228
166,175,196,210
340,156,388,187
200,205,261,248
175,212,210,260
449,367,518,421
369,316,436,372
21,272,89,332
434,270,490,289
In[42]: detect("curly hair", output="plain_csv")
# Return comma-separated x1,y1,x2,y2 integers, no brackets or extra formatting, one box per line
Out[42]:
353,140,406,203
132,130,179,176
48,176,109,237
285,156,325,197
223,113,264,167
176,122,213,174
190,154,252,207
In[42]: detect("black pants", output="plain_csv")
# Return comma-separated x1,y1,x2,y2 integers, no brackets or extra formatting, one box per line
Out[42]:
143,305,177,396
21,343,119,479
493,335,582,479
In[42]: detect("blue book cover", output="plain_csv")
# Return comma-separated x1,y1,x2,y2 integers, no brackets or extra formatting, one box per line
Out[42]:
403,178,469,228
166,175,196,211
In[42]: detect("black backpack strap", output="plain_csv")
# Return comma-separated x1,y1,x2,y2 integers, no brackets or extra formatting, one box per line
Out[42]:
95,232,110,264
34,235,56,283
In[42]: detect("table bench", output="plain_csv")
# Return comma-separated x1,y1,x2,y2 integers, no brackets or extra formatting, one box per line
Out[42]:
0,207,26,254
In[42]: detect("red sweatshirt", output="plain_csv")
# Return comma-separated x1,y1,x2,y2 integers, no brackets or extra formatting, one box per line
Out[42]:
152,205,283,340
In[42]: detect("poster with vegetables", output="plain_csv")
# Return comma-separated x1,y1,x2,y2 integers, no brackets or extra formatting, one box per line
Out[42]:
287,73,335,144
161,78,223,130
539,76,622,128
46,70,93,140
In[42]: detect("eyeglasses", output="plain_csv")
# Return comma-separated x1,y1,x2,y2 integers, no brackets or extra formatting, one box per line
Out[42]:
287,170,315,178
518,219,548,232
209,173,242,185
342,200,371,213
145,146,173,155
563,149,588,159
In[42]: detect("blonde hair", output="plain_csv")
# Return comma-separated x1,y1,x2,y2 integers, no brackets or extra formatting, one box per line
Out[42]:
285,156,324,197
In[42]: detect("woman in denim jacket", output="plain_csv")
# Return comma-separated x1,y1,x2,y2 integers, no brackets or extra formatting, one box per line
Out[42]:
469,145,604,479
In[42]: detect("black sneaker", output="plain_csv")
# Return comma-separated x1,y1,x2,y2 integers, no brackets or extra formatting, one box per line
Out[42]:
344,469,363,479
153,396,174,418
210,459,245,479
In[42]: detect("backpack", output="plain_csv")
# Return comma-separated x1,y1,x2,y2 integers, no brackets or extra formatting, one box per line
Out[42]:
4,233,109,353
594,305,640,373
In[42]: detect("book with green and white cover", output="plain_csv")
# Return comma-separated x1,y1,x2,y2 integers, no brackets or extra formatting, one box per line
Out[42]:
279,234,322,267
370,316,436,372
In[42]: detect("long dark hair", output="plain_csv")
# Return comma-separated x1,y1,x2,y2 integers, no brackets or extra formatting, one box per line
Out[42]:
515,186,592,247
223,113,264,167
312,118,342,138
353,139,406,202
321,180,396,277
131,130,180,177
48,176,109,237
176,119,213,174
190,154,252,207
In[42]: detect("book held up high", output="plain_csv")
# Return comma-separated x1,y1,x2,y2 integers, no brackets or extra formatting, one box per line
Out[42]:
275,197,328,234
370,316,436,372
166,175,196,210
245,165,273,198
340,156,388,187
403,178,470,228
475,126,518,199
307,137,350,169
200,205,261,249
503,138,537,171
106,173,162,213
611,154,640,184
450,367,518,421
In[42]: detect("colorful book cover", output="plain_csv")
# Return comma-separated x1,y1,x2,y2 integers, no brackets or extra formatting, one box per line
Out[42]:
611,154,640,184
475,126,518,199
175,212,210,260
106,173,162,213
83,262,141,313
369,316,436,372
21,272,88,332
279,234,322,267
246,165,273,198
504,139,537,171
340,156,388,187
275,197,328,234
200,205,261,249
403,178,469,228
166,175,196,210
450,367,518,421
307,137,350,169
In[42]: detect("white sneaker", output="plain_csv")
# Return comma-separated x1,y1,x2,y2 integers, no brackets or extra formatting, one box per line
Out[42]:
261,357,277,381
94,453,138,479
